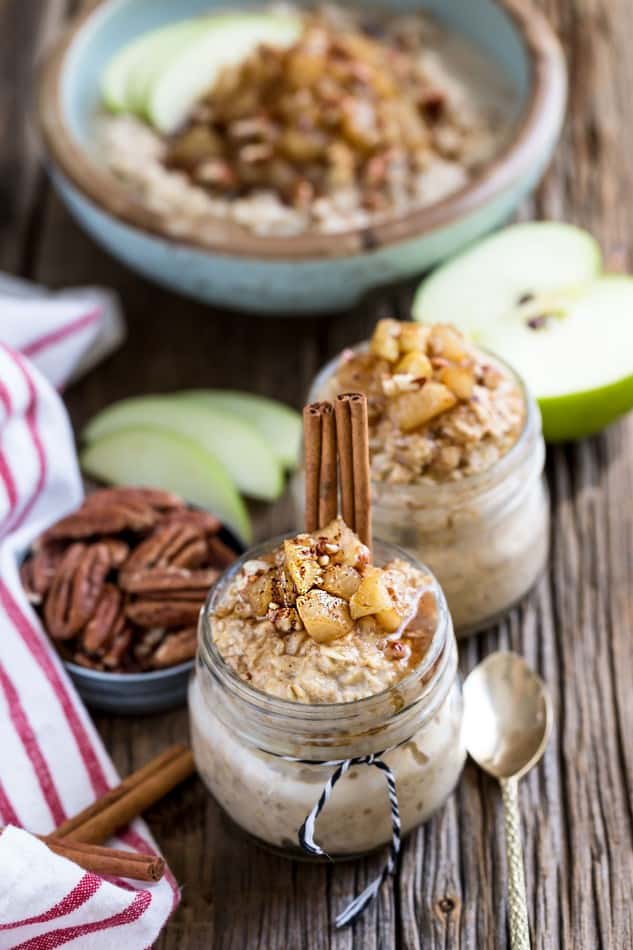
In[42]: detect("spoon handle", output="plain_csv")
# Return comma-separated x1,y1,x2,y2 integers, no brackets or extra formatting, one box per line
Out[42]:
500,777,531,950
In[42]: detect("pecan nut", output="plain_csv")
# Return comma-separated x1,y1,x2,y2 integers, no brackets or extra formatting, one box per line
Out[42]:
206,536,238,569
161,508,222,537
120,523,207,585
102,618,135,669
44,498,159,541
44,542,111,639
81,583,123,654
123,567,219,595
149,627,198,669
125,599,203,628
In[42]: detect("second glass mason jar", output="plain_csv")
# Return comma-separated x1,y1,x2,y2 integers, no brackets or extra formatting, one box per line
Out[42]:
189,539,465,859
307,346,550,636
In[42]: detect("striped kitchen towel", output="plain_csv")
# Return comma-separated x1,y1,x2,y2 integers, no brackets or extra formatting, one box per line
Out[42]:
0,305,178,947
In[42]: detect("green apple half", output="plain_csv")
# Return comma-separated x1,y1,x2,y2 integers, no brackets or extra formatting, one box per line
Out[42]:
412,222,633,441
81,425,251,543
82,396,283,501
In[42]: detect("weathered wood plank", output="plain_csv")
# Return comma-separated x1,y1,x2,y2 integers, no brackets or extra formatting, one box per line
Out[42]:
6,0,632,946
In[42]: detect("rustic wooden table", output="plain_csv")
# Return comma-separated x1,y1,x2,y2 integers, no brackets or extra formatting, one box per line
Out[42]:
4,0,633,946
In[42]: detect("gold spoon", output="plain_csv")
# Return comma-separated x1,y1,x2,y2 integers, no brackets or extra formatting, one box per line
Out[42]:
463,651,553,950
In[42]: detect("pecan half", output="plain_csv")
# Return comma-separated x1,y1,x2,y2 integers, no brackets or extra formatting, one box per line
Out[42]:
125,599,203,628
81,584,123,654
102,619,135,669
206,536,238,569
23,540,68,598
149,627,198,669
123,567,218,595
44,498,158,541
44,542,111,639
161,508,222,537
120,523,207,585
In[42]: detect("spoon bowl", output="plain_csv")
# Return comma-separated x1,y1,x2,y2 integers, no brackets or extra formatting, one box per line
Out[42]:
463,650,552,780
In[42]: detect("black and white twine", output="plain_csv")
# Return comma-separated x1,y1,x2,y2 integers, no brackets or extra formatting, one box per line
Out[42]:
294,750,401,928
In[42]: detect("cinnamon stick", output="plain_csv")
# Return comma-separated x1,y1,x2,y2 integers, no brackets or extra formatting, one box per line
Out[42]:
54,745,195,845
303,403,322,533
349,393,372,550
45,836,164,881
334,395,355,530
0,828,164,882
318,403,338,528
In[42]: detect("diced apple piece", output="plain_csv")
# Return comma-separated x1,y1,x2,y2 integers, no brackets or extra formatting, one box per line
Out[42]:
349,567,393,619
320,564,361,600
428,325,468,362
398,323,430,355
247,573,274,617
438,364,475,400
370,319,401,363
318,517,370,569
284,538,321,594
395,351,433,379
80,425,251,543
271,566,297,606
389,382,457,431
376,607,403,633
296,590,353,643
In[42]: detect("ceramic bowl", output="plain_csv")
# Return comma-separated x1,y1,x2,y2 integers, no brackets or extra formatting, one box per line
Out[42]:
37,0,566,315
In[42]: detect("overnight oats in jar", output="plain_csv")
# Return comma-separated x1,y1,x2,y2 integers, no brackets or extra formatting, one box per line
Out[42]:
308,320,549,635
189,517,465,861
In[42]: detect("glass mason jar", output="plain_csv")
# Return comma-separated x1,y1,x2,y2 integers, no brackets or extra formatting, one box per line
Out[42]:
189,538,465,859
306,346,550,636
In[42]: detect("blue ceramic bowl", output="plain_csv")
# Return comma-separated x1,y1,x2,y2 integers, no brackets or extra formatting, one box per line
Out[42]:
38,0,566,315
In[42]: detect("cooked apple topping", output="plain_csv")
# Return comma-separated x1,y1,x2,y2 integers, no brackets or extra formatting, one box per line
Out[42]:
211,518,437,703
331,320,525,483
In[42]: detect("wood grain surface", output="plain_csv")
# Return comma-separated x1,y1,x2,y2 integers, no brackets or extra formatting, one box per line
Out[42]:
4,0,633,946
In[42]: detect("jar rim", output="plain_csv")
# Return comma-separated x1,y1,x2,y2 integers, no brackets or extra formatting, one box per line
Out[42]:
308,340,540,498
197,533,452,725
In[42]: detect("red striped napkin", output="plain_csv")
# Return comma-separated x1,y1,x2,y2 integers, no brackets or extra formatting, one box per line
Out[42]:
0,302,178,947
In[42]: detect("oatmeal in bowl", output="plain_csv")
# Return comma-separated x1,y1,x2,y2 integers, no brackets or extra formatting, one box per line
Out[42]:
189,519,465,858
100,4,516,239
307,320,550,634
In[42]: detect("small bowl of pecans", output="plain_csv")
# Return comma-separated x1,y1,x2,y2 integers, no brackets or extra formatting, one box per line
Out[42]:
20,487,241,714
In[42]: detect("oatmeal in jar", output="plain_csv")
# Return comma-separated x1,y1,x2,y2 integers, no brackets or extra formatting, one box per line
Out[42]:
189,524,465,857
307,320,549,634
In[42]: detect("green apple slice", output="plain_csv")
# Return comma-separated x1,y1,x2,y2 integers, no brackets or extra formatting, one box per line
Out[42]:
412,223,602,340
125,20,211,116
102,20,207,114
477,277,633,441
82,396,283,501
176,390,301,470
80,425,251,543
147,13,302,133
